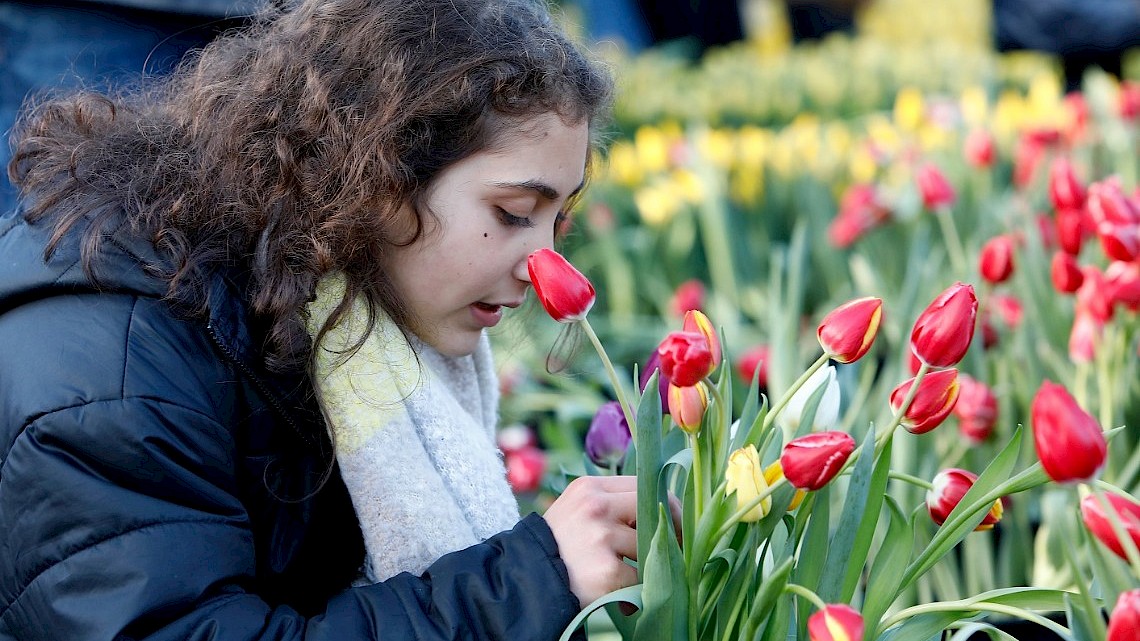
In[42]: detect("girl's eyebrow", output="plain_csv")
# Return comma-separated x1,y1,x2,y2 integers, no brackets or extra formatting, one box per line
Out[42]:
491,178,585,201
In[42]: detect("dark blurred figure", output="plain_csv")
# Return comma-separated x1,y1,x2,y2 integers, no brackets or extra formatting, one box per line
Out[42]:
0,0,259,214
637,0,745,54
994,0,1140,92
783,0,868,43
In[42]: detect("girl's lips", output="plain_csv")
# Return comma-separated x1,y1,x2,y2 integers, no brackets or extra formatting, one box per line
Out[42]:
470,302,503,328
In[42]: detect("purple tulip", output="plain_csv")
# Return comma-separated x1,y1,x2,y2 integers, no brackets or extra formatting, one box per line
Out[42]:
639,350,671,415
585,401,632,467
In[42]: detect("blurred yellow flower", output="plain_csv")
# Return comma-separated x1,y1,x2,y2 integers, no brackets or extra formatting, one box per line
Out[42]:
605,141,643,187
634,182,681,226
960,85,989,128
894,86,926,131
849,146,879,184
696,128,737,169
736,125,771,169
635,125,673,174
671,169,706,204
730,168,765,207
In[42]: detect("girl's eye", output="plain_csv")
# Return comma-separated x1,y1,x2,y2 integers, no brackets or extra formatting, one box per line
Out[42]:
496,207,534,228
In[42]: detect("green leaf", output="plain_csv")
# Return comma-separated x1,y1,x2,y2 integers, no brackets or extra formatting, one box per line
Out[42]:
901,427,1024,591
558,585,643,641
819,426,877,603
636,371,665,581
963,587,1078,611
793,484,831,638
633,504,689,641
947,622,1019,641
841,432,892,602
864,496,914,640
1064,593,1100,641
746,557,795,634
877,612,974,641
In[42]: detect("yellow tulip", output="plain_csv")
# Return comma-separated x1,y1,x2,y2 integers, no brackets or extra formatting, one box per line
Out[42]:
763,461,805,511
726,445,771,522
893,87,925,132
959,85,989,128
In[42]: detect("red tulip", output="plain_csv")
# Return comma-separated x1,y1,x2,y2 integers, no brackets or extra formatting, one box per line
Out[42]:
817,297,883,363
1097,223,1140,262
657,331,714,387
527,248,595,322
1063,92,1090,142
1013,136,1045,189
909,282,978,367
927,468,1004,530
890,368,960,435
990,293,1023,329
1048,158,1086,211
780,431,856,491
1107,260,1140,311
1080,492,1140,560
1030,380,1107,483
1107,590,1140,641
668,382,708,434
978,235,1016,284
1069,311,1101,364
1050,251,1084,293
505,446,546,493
1120,81,1140,119
963,129,996,168
953,374,998,443
736,344,771,388
807,604,864,641
497,424,538,454
917,163,956,210
1076,266,1115,324
683,309,722,368
639,350,671,414
1055,207,1092,255
671,279,705,316
1088,177,1140,227
828,183,892,248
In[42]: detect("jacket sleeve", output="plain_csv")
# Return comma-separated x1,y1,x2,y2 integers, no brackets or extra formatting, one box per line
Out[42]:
0,393,583,641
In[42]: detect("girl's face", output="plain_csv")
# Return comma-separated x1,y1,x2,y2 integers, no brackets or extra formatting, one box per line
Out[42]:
383,112,590,357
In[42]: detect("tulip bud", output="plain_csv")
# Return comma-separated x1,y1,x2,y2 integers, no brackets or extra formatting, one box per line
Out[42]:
1080,492,1140,561
657,331,714,387
670,279,705,316
1030,380,1107,483
890,368,960,435
683,309,722,368
763,461,805,510
917,163,956,210
777,365,841,434
963,129,996,168
978,235,1015,284
736,344,771,388
668,382,708,434
1050,251,1084,293
725,444,771,522
584,401,631,467
1048,157,1086,211
1069,311,1101,364
1107,590,1140,641
808,604,864,641
1055,207,1090,255
1097,223,1140,263
527,248,595,322
909,282,978,368
953,374,998,443
780,431,856,491
505,446,546,493
817,297,883,363
1088,177,1140,227
827,184,892,248
927,468,1003,530
639,350,671,415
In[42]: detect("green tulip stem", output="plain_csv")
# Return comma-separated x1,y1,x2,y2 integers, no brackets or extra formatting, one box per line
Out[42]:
579,318,637,446
690,433,705,518
783,583,827,611
878,600,1071,639
1095,323,1117,437
762,352,832,432
713,477,786,543
874,362,932,455
1089,485,1140,579
888,470,935,491
936,205,969,276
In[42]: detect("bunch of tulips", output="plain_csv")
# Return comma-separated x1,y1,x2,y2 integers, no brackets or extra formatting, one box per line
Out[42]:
525,247,1139,641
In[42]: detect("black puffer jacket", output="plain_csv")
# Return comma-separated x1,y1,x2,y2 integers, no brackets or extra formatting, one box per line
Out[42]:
0,210,582,640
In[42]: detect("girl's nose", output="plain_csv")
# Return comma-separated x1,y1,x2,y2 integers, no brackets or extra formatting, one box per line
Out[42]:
514,230,555,283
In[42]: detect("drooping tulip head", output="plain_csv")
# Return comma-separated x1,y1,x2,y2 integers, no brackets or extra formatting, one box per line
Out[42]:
527,248,595,322
1080,492,1140,561
909,282,978,368
779,431,857,491
1030,380,1107,483
926,468,1003,530
817,297,883,364
890,368,960,435
807,604,864,641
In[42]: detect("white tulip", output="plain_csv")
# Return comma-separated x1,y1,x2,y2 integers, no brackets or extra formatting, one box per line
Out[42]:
776,364,841,441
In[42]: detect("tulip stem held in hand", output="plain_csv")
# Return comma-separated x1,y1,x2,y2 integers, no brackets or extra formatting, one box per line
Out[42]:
763,352,832,432
579,318,637,446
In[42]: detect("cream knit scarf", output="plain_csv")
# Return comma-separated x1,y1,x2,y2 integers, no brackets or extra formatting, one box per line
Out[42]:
306,275,520,582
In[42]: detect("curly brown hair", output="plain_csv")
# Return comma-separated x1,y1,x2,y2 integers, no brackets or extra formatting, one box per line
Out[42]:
10,0,612,372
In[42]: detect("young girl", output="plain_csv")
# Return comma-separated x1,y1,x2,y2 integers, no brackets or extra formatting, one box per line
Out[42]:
0,1,642,638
